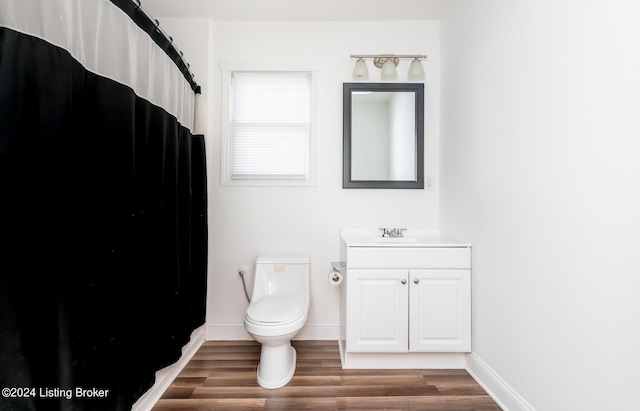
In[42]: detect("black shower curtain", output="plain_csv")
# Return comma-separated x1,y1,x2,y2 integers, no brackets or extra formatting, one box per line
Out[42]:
0,2,207,410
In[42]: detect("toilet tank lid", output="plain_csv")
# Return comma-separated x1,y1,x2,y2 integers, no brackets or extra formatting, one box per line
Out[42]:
256,253,309,264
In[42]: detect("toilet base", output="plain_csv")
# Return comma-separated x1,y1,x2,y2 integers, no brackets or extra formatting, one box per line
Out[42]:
256,343,297,389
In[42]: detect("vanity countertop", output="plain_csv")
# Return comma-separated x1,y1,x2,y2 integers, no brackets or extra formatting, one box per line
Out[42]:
341,228,470,248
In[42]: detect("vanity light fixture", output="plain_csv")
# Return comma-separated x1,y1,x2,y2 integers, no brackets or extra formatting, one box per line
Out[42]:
380,59,398,81
352,57,369,80
350,54,427,81
407,57,425,81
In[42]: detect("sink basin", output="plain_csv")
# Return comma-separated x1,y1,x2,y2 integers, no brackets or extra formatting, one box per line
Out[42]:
371,236,418,243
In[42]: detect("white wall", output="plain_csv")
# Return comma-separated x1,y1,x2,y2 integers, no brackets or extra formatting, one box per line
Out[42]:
441,1,640,410
196,20,441,339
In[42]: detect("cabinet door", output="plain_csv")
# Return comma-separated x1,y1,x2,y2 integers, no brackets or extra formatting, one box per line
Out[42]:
409,270,471,352
346,269,409,352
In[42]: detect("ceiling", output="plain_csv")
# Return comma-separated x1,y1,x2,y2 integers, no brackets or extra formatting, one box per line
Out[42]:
140,0,452,20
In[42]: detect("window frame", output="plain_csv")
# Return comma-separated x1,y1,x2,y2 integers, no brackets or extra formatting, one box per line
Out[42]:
220,60,320,187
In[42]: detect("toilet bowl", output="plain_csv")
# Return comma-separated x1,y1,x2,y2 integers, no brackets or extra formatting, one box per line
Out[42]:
243,253,310,389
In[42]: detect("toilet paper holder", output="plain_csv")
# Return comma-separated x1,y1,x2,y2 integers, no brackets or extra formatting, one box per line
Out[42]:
329,261,345,285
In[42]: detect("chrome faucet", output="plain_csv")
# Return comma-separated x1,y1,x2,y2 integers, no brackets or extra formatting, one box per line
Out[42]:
380,228,406,238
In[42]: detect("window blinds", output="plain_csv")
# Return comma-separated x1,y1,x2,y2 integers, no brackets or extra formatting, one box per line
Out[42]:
231,72,311,179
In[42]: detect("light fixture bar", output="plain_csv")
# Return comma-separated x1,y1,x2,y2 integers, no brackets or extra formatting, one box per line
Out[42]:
350,54,427,81
350,54,427,59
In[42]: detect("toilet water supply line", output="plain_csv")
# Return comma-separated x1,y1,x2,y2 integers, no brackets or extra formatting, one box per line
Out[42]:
238,266,251,302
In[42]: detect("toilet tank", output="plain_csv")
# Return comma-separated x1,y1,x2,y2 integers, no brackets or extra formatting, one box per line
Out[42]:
252,253,309,302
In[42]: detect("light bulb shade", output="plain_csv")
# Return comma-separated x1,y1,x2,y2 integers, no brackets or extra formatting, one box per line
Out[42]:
380,60,397,81
408,58,425,81
352,58,369,80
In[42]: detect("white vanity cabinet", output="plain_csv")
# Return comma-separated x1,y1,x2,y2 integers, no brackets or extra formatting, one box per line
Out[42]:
339,230,471,369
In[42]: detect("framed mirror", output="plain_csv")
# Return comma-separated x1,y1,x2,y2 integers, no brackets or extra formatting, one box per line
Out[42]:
343,83,424,189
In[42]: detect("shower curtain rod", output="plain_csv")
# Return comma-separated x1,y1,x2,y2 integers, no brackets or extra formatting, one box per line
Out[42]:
110,0,201,94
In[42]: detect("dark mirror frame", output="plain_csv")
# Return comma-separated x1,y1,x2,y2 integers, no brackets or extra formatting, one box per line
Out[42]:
343,82,424,189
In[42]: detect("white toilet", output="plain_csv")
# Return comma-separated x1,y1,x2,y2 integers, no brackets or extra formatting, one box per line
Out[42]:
243,253,310,389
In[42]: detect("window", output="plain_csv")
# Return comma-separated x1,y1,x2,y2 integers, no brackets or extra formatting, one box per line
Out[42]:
221,63,319,186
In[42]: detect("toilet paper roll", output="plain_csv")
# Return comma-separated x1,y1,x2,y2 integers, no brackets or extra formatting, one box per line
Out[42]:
329,268,343,286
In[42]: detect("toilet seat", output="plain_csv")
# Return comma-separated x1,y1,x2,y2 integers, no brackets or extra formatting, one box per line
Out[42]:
246,296,305,324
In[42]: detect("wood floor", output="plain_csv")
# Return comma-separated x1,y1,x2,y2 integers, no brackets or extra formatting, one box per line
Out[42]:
152,340,502,411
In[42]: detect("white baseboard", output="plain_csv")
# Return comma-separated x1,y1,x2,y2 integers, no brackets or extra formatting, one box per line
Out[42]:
206,323,340,341
465,352,535,411
206,324,252,340
295,323,340,340
132,325,205,411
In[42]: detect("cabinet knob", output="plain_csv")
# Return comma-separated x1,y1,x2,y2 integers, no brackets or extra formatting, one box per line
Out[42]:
414,278,420,284
401,279,407,285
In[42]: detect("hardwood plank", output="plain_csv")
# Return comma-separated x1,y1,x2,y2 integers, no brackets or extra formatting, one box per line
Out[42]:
337,395,502,410
191,352,261,361
335,383,440,398
169,377,208,387
190,385,339,399
338,374,428,386
165,370,210,378
264,397,338,411
286,375,343,386
159,386,195,399
153,398,266,410
181,359,260,369
202,373,262,387
425,374,491,395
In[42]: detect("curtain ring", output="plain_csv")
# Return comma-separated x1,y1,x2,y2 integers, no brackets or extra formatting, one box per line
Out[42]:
134,0,141,9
